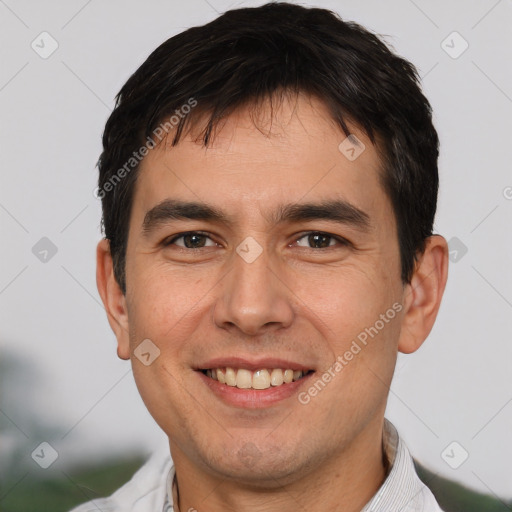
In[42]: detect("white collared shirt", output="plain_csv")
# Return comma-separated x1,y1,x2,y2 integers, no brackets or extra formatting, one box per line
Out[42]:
69,419,444,512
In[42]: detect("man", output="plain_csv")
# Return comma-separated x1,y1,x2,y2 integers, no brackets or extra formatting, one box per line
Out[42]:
73,2,448,511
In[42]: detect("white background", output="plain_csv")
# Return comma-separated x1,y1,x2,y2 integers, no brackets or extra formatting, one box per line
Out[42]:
1,0,511,502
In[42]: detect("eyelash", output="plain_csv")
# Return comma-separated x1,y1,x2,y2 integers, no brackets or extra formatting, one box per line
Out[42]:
163,231,350,250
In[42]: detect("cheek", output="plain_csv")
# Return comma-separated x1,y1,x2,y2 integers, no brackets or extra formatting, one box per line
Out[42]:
127,261,213,344
131,360,194,438
294,263,402,399
293,264,397,339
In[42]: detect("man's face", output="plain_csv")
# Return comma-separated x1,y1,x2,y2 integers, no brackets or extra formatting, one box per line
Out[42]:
121,94,406,483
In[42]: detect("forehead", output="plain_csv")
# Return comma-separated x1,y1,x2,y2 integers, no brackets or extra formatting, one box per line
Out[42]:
132,93,390,227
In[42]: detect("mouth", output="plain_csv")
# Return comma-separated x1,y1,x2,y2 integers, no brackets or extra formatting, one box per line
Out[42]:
199,367,315,390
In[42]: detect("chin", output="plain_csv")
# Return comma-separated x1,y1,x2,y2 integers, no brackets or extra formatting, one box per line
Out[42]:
202,441,308,486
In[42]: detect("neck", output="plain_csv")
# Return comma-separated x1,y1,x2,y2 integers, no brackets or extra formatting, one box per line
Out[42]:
169,417,387,512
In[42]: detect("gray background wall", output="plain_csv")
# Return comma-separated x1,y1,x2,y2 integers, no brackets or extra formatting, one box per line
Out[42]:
1,0,511,501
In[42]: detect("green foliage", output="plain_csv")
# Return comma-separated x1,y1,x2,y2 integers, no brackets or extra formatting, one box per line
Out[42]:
0,455,146,512
415,461,512,512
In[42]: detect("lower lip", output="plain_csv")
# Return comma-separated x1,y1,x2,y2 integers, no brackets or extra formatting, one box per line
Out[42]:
197,371,315,409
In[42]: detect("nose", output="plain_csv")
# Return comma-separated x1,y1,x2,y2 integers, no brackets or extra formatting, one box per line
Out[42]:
212,242,294,336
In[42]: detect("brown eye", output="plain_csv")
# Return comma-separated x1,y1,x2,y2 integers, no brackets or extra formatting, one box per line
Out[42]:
295,232,348,249
166,231,216,249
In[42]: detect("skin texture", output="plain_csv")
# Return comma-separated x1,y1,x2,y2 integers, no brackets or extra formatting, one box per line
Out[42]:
97,92,448,512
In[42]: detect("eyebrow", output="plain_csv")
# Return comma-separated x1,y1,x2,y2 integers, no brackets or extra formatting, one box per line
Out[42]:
141,198,372,236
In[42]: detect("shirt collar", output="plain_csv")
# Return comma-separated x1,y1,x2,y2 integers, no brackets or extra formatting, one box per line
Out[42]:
362,419,434,511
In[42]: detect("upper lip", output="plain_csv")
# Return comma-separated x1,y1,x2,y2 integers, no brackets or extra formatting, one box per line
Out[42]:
195,357,315,372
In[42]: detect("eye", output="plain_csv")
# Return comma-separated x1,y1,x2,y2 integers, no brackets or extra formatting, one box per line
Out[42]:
164,231,218,249
294,231,349,249
163,231,348,250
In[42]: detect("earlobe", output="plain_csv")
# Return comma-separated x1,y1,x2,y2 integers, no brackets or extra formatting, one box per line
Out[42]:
397,235,449,354
96,239,131,360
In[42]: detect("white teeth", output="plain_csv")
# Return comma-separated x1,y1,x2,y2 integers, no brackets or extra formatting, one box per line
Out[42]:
204,367,310,389
270,368,284,386
236,369,252,389
225,367,237,386
252,369,271,390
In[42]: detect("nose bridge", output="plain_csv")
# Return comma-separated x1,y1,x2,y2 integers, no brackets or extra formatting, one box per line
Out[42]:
213,238,293,334
232,240,272,297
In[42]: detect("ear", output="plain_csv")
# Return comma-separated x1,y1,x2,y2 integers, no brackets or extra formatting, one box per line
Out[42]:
398,235,449,354
96,239,131,360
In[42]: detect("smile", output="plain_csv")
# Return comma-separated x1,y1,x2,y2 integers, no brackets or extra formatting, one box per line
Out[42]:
200,367,314,390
